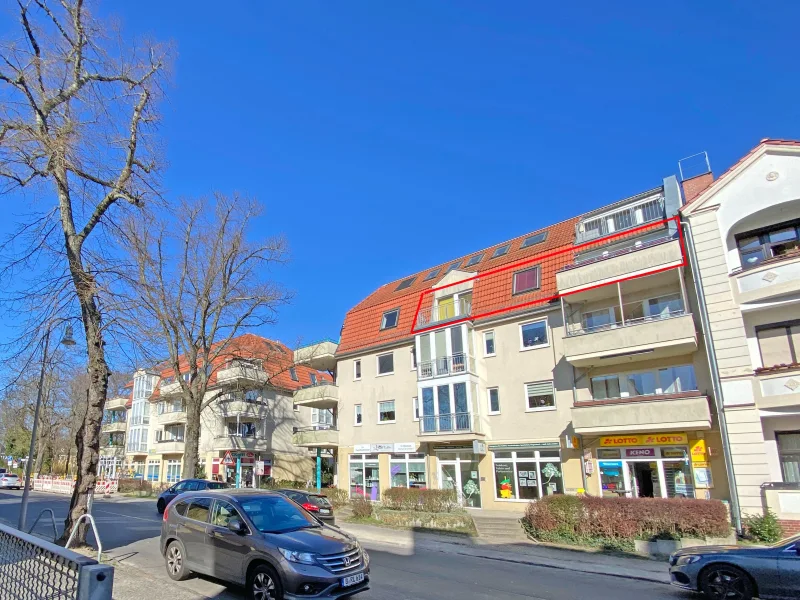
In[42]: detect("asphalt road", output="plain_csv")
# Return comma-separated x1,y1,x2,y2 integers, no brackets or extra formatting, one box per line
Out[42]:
0,490,692,600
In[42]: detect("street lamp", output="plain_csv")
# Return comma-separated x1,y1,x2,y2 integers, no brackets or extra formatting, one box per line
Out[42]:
18,324,76,530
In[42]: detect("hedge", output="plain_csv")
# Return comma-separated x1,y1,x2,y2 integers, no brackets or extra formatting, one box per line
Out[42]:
381,488,459,513
522,495,730,549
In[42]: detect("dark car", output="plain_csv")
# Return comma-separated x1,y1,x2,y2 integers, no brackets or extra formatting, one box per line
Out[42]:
669,534,800,599
160,489,369,599
156,479,229,514
274,489,335,524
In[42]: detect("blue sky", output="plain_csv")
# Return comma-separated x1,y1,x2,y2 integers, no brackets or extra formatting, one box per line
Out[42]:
2,1,800,352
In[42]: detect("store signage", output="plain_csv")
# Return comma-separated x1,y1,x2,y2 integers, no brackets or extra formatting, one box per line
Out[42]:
564,435,580,449
598,461,622,468
661,449,686,459
488,442,561,450
597,449,621,459
599,433,688,447
394,442,417,453
624,448,655,458
472,440,487,455
691,439,707,463
354,442,408,453
353,444,371,453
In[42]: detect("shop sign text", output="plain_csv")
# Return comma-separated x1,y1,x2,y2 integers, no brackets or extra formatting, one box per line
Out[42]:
599,433,687,447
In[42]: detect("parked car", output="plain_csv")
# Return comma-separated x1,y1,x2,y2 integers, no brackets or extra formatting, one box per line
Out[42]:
669,534,800,600
156,479,229,514
0,473,22,490
274,489,336,524
160,489,369,599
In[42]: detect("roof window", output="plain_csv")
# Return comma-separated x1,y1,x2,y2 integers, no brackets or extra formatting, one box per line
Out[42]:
520,232,548,249
465,253,484,267
423,269,440,281
381,309,400,330
395,276,416,291
491,244,510,259
445,261,461,273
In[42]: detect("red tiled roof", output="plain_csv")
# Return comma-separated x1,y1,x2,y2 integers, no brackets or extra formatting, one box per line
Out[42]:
682,138,800,208
338,218,579,355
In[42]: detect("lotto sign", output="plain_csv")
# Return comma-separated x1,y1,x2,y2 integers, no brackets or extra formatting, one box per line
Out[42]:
599,432,688,447
691,439,707,463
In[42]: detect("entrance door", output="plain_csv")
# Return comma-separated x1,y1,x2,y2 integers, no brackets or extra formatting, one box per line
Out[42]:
438,455,481,508
627,462,659,498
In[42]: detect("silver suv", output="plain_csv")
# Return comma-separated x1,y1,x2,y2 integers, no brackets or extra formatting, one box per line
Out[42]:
160,489,370,599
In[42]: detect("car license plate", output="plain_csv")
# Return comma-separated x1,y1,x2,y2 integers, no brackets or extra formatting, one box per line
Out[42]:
319,508,331,515
341,573,364,588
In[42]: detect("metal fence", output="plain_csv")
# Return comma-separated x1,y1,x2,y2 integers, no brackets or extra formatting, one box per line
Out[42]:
0,522,113,600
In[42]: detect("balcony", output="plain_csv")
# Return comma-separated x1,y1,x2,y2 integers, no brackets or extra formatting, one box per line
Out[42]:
417,353,475,380
156,410,187,425
732,253,800,305
100,444,126,457
571,392,711,435
574,195,665,244
101,421,127,434
216,361,269,387
292,426,339,449
126,443,148,455
557,237,682,294
159,380,182,397
294,340,338,372
418,413,482,440
755,369,800,410
294,383,339,410
212,434,271,452
416,298,472,329
219,398,268,417
154,438,185,454
105,396,128,411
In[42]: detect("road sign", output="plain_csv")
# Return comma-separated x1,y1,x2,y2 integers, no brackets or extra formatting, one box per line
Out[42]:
223,451,234,466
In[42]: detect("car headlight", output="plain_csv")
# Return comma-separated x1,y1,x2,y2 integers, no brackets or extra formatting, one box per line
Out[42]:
278,548,317,565
675,555,702,565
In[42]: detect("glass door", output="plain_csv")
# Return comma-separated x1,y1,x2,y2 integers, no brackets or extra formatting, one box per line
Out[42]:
421,387,436,433
439,455,482,508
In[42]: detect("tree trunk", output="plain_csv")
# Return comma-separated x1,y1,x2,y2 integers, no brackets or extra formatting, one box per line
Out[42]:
58,241,110,546
182,393,201,480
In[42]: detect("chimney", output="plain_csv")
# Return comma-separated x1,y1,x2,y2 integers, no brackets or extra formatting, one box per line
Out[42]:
680,172,714,204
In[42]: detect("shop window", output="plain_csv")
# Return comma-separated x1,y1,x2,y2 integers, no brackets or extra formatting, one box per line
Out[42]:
525,381,555,410
390,453,427,488
492,449,563,501
777,432,800,483
349,454,380,500
166,459,182,483
146,461,160,482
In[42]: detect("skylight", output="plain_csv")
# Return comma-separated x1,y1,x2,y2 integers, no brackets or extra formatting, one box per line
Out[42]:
521,232,548,249
466,253,484,267
423,269,440,281
395,276,416,291
445,261,461,273
381,308,400,330
491,244,510,259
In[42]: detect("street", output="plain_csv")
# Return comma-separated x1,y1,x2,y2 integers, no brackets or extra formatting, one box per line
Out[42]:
0,490,692,600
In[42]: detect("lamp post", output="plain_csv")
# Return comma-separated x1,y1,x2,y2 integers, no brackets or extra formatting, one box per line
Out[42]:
18,324,76,531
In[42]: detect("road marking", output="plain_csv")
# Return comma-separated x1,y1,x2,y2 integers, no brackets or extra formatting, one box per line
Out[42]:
94,509,161,523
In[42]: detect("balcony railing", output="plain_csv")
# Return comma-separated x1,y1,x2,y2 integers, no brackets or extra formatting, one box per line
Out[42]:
575,197,665,244
562,234,675,271
417,353,475,380
566,299,686,337
126,442,148,453
419,412,479,435
417,298,472,328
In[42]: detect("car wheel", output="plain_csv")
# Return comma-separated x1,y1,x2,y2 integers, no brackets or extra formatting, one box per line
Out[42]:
248,564,283,600
165,541,191,581
700,565,754,600
157,499,166,514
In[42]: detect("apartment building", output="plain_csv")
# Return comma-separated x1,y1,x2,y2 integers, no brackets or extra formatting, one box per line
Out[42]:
681,139,800,531
99,333,330,485
296,176,730,511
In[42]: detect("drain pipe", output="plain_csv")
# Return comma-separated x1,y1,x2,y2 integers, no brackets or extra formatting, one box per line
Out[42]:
681,220,743,534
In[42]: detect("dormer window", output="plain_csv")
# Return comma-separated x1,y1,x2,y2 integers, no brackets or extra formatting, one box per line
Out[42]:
513,266,541,294
289,367,298,382
381,308,400,330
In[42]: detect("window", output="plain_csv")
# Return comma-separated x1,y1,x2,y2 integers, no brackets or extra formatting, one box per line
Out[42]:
424,268,440,281
491,244,510,259
513,266,540,294
525,381,555,411
378,400,396,423
488,387,500,414
659,365,697,393
466,253,484,267
395,276,416,291
493,449,563,501
413,396,420,421
289,367,298,381
377,352,394,375
411,347,417,369
520,320,548,349
354,404,362,426
591,375,621,400
310,373,317,385
349,453,380,499
211,500,243,528
166,459,182,484
390,453,427,488
445,261,461,273
484,330,496,356
244,390,260,403
312,408,333,428
757,321,800,367
228,421,257,437
381,309,400,330
736,220,800,268
146,461,160,482
589,365,698,400
521,232,548,249
626,371,657,396
777,432,800,483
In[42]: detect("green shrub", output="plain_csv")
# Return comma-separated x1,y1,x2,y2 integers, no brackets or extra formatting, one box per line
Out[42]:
744,510,783,543
118,478,152,494
351,495,373,519
382,487,459,512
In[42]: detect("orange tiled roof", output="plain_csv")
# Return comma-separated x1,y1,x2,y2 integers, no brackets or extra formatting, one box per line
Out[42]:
338,218,580,355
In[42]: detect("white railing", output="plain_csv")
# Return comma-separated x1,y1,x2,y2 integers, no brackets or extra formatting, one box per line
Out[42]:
576,197,665,244
419,412,479,435
417,298,472,327
566,298,686,337
417,353,475,380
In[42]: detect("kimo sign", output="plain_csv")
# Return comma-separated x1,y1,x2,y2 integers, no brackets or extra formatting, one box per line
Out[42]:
599,433,688,447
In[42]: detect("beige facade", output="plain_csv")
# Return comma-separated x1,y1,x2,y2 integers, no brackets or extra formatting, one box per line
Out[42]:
682,142,800,523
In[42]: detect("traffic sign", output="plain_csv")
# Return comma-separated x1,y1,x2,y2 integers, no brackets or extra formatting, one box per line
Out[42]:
223,451,234,466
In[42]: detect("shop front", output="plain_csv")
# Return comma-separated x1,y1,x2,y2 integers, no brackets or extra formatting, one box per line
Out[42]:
435,448,482,508
488,442,565,504
212,451,270,487
593,432,713,499
347,442,424,500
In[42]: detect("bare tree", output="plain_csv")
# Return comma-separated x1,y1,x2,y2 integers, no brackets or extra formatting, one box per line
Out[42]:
0,1,168,543
126,194,290,479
